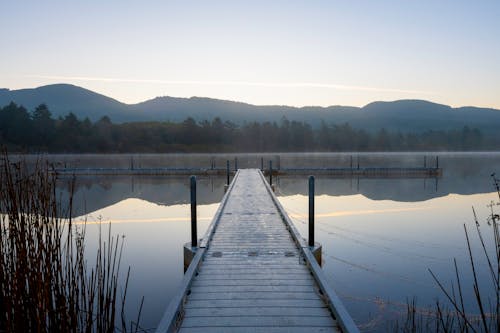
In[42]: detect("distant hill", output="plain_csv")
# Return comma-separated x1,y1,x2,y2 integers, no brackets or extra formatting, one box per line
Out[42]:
1,84,500,134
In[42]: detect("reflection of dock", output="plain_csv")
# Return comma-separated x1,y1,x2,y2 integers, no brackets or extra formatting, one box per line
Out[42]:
155,169,359,333
279,167,441,178
54,167,441,178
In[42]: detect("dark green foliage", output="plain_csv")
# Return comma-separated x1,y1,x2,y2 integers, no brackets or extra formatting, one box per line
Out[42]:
0,103,494,153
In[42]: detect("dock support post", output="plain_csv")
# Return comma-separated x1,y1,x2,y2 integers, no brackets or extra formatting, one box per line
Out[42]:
269,160,273,185
226,160,230,185
308,175,322,265
309,176,315,247
235,157,238,171
190,176,197,248
184,176,198,273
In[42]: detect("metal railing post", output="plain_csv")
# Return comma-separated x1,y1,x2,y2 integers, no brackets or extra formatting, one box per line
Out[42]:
309,175,315,247
190,176,197,247
269,160,273,185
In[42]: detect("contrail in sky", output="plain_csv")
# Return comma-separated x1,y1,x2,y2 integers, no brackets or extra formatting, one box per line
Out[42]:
27,75,435,95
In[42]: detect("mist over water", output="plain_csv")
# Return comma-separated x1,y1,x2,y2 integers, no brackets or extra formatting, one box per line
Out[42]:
30,152,500,331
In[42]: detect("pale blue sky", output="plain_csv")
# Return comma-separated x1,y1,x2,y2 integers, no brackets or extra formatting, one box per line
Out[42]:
1,1,499,108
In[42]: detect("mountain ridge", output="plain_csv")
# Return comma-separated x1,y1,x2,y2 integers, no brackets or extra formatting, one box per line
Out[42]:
1,84,499,134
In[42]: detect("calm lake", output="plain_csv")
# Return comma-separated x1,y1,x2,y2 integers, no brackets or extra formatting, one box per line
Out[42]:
38,152,500,332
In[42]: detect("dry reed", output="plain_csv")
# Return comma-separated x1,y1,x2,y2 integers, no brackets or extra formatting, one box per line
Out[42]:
0,154,132,332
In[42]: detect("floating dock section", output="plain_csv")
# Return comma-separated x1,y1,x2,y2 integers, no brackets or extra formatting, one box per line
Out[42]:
54,166,441,178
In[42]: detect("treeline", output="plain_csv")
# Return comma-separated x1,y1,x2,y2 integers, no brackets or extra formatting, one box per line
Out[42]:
0,102,490,152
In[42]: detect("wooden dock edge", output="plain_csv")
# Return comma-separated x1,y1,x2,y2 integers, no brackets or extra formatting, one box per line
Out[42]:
258,170,360,333
155,171,241,333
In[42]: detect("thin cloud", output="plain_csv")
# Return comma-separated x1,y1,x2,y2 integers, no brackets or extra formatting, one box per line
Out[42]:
27,74,435,95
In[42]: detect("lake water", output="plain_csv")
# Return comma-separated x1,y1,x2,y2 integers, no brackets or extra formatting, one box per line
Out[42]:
49,152,500,332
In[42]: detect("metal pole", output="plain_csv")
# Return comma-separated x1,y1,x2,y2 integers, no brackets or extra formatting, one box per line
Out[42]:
436,156,439,169
350,155,353,169
190,176,197,247
309,176,315,247
261,157,264,171
226,160,230,185
269,160,273,185
235,157,238,171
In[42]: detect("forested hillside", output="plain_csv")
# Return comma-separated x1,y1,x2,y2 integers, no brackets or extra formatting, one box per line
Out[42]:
0,103,490,152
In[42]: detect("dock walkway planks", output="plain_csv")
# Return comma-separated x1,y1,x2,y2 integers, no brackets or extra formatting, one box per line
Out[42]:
156,169,358,333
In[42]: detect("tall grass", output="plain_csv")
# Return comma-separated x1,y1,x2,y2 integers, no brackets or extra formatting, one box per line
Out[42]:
0,154,132,332
393,174,500,332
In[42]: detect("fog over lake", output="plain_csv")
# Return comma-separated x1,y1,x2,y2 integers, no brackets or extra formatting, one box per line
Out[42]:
17,152,500,331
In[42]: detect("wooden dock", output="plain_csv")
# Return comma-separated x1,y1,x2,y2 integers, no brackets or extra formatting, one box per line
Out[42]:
156,169,359,333
54,166,441,178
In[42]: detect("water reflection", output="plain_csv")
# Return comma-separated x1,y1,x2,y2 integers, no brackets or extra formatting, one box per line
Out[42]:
53,153,500,217
58,176,226,217
74,199,217,330
279,192,499,331
51,153,500,331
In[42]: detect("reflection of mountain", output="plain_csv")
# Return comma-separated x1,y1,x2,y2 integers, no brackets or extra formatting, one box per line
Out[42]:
57,176,226,216
55,154,500,215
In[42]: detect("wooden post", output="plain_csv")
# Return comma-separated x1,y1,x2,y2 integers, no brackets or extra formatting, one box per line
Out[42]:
190,176,197,248
309,175,315,247
226,160,230,185
269,160,273,185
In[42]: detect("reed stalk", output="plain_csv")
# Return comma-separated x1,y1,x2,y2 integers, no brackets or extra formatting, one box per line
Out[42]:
0,153,133,332
394,174,500,332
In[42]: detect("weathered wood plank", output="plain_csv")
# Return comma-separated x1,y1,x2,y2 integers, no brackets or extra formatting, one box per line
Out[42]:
191,279,315,287
183,306,329,317
182,316,336,327
194,273,312,280
198,268,308,275
189,285,316,293
179,327,340,333
184,299,327,308
188,291,321,300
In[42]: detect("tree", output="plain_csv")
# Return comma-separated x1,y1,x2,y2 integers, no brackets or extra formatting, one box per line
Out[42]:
32,104,55,148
